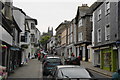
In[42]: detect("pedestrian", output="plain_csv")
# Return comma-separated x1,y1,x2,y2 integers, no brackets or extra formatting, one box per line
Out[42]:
70,53,75,65
112,69,120,80
38,53,41,61
28,53,30,59
76,55,81,65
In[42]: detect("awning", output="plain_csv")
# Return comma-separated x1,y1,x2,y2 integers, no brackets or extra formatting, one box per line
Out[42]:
10,47,20,51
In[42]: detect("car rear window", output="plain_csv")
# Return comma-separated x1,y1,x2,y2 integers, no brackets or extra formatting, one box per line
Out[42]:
59,67,91,78
47,58,61,63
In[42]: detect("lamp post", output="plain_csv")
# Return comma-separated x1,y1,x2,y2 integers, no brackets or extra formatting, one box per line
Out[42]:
116,41,120,69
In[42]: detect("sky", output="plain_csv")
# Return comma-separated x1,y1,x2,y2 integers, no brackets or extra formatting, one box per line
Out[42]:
13,0,97,35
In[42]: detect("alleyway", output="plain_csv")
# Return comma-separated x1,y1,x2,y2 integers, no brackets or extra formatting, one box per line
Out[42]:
8,59,42,78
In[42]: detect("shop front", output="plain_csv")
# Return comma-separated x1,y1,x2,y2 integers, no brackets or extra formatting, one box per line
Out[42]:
9,47,21,73
100,46,118,72
93,49,100,67
1,43,11,77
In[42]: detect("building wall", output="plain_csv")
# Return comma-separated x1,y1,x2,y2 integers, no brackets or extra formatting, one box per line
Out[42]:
28,20,37,58
93,2,118,46
85,16,92,42
61,29,67,45
118,1,120,40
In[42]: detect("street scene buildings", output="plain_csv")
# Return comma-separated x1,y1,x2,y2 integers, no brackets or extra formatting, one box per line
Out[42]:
54,0,120,73
0,0,41,78
0,0,120,79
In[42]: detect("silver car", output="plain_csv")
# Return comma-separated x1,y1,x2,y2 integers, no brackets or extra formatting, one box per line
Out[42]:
50,65,93,80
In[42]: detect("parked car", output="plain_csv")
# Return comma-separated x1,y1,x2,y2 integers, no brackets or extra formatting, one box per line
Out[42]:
64,57,80,65
43,56,63,76
64,58,71,65
42,55,54,64
49,65,94,80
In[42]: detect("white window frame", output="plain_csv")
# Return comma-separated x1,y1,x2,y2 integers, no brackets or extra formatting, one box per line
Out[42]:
78,19,83,27
70,24,72,33
97,28,101,42
105,24,110,40
98,9,101,21
105,2,110,15
78,32,83,41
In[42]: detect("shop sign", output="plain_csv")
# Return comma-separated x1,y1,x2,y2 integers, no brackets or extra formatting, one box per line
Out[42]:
10,47,20,51
1,44,7,48
100,46,109,49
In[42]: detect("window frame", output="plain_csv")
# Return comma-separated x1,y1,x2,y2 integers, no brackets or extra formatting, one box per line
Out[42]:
78,19,83,27
97,28,102,42
105,24,110,41
31,23,35,29
105,1,110,15
98,9,102,21
78,32,83,41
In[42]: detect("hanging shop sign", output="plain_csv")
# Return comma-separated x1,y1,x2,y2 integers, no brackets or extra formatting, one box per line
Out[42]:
1,45,7,48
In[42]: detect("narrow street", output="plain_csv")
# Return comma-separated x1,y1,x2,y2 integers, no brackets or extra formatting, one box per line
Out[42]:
7,58,111,79
8,59,42,79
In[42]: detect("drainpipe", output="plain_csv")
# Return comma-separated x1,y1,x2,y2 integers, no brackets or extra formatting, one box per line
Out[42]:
85,44,88,61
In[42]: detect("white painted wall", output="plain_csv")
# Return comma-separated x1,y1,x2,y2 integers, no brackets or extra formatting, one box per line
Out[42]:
27,20,37,58
92,12,95,65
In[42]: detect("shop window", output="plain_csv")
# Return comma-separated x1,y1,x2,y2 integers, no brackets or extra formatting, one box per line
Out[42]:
103,53,111,70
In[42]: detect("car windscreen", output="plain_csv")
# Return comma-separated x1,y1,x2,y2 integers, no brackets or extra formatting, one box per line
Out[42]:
58,67,91,78
46,58,61,63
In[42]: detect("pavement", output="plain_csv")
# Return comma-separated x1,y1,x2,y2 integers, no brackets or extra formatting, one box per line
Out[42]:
8,59,42,78
81,61,113,78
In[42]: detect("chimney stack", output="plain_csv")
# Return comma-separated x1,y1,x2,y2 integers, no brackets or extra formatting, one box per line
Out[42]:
82,4,88,7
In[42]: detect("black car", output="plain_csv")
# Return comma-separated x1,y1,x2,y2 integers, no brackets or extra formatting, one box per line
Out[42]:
64,57,80,65
43,56,63,76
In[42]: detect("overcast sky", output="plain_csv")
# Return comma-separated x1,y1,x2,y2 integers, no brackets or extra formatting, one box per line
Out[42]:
13,0,97,35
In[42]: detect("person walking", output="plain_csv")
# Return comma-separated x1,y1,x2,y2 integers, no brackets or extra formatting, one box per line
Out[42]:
76,55,81,65
70,53,75,65
28,53,30,59
38,53,41,61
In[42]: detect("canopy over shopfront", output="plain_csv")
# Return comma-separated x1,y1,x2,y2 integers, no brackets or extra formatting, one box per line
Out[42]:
10,47,20,51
